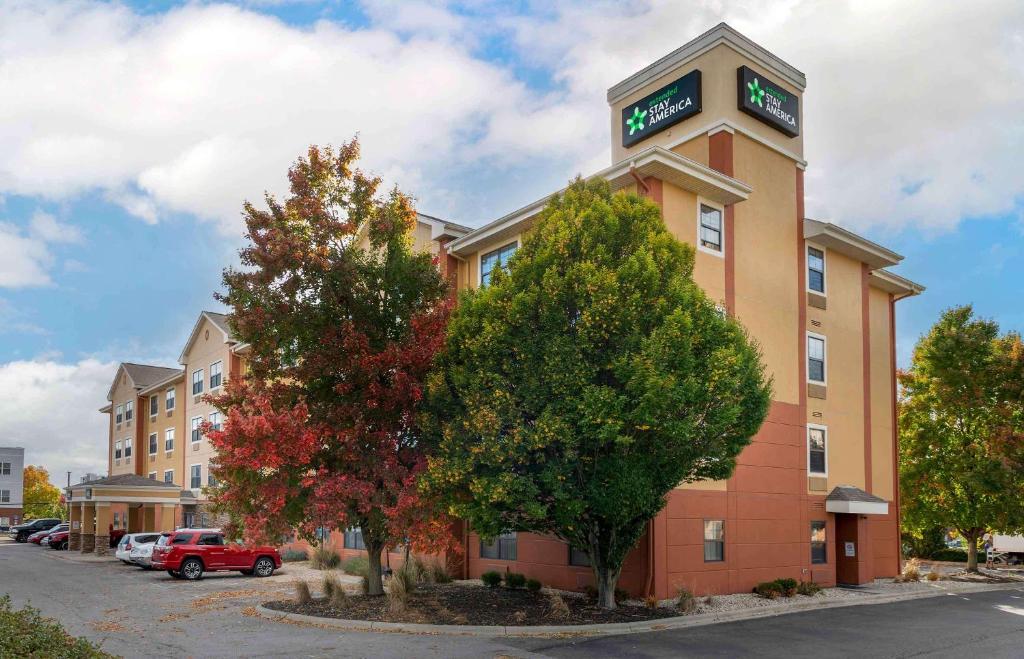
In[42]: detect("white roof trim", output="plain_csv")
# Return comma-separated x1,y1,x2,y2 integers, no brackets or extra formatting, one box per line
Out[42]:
869,269,925,299
449,146,752,257
178,311,234,365
825,499,889,515
608,22,806,105
803,219,902,269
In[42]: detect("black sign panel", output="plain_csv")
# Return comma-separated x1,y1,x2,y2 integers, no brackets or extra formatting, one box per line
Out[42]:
621,70,702,148
737,66,799,137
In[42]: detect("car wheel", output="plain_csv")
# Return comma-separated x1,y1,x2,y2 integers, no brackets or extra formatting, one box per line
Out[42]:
253,557,275,578
168,570,183,579
180,558,204,580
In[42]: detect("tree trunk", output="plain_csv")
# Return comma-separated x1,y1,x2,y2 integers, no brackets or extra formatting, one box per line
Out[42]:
594,565,621,610
965,532,980,573
366,542,385,596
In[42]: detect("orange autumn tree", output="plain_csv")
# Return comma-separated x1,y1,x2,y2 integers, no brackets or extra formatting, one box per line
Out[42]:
206,140,453,596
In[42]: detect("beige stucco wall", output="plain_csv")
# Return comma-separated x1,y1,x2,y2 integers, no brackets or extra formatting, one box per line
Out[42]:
610,42,804,166
869,287,895,500
181,317,234,498
108,371,139,477
660,180,726,307
141,379,185,487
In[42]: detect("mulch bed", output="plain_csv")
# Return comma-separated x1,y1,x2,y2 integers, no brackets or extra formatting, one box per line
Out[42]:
263,582,682,626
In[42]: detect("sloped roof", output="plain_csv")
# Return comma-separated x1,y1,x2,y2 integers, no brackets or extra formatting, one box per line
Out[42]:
204,311,232,339
825,485,889,515
178,310,237,365
107,363,183,403
826,485,886,504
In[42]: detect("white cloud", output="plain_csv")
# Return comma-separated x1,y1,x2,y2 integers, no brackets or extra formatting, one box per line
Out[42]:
0,357,115,486
0,223,54,287
29,211,83,244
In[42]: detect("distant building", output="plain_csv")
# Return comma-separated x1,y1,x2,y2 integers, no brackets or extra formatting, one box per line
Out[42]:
80,473,104,484
0,447,25,527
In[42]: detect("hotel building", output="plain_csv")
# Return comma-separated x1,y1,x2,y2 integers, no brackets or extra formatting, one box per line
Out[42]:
75,24,922,595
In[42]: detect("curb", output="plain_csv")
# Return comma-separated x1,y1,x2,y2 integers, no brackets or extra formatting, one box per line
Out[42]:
253,581,1020,637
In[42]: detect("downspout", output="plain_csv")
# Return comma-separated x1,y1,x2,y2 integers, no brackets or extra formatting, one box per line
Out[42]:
629,164,651,196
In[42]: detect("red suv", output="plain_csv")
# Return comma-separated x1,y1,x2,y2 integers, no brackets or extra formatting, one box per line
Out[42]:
151,530,281,580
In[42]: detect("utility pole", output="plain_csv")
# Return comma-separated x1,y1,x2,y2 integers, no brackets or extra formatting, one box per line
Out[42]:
66,471,72,520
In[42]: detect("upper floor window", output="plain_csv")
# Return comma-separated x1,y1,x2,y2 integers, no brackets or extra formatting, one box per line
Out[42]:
115,405,123,425
698,203,723,254
480,242,517,286
165,428,175,452
114,440,122,460
807,333,826,384
124,401,133,422
208,470,218,487
480,531,517,560
124,438,132,458
164,470,174,484
807,246,825,294
808,425,827,476
191,417,202,445
150,395,159,417
704,520,725,562
190,465,202,489
149,433,158,455
811,521,827,564
208,411,222,432
209,361,223,390
192,369,204,396
165,387,176,411
0,490,9,504
0,462,10,476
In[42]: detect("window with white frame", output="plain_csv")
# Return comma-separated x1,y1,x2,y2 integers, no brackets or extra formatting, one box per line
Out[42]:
208,411,222,432
124,401,133,422
114,440,122,460
166,387,176,411
115,404,123,425
191,417,202,446
124,437,132,458
150,395,159,417
208,470,218,487
149,433,158,455
480,532,517,560
480,242,518,286
148,472,157,480
164,470,174,484
0,490,9,503
0,462,10,476
190,464,202,489
808,425,827,476
807,246,825,294
165,428,175,452
704,520,725,562
807,333,826,384
698,203,723,254
343,527,365,549
192,369,204,395
209,361,223,390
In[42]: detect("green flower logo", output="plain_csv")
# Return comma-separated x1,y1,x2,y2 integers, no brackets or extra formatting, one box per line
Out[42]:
626,106,647,135
748,79,765,107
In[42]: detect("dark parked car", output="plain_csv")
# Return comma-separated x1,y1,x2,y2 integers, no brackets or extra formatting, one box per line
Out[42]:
11,518,62,543
151,530,281,580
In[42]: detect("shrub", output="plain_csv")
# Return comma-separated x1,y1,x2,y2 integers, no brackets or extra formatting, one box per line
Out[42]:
481,571,503,587
294,581,312,604
0,595,113,658
342,555,370,578
677,586,696,613
310,545,341,570
415,557,453,584
797,580,822,596
901,557,922,582
774,578,798,597
280,548,309,562
929,548,968,562
322,575,340,600
926,570,941,581
753,581,783,599
505,572,527,589
526,579,542,592
644,595,658,609
388,566,415,615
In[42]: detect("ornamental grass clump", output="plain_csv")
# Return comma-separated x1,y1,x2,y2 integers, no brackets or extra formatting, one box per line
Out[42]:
388,566,416,614
677,587,696,613
797,580,822,596
310,545,341,570
294,581,312,604
280,548,309,562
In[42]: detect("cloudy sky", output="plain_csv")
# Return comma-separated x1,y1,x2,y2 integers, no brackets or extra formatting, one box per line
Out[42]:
1,0,1021,487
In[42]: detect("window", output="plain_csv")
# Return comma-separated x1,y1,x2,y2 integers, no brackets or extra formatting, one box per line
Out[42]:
209,361,223,390
124,437,132,458
480,242,517,286
480,532,517,560
198,533,223,546
807,333,826,384
112,512,120,529
124,401,133,422
171,533,193,545
808,425,827,476
192,369,204,396
191,417,202,446
209,412,222,432
165,428,175,452
148,472,157,480
811,521,827,564
569,545,591,567
0,490,9,504
115,404,123,425
149,433,158,455
0,462,10,476
704,520,725,562
808,246,825,294
164,470,174,484
165,387,176,411
114,440,122,460
150,395,159,417
698,203,723,254
190,465,202,489
208,471,218,487
343,527,365,550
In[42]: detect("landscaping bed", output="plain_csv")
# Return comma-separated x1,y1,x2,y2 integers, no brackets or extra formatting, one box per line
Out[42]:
264,582,681,626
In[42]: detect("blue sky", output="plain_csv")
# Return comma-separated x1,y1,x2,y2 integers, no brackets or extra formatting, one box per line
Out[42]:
0,0,1021,485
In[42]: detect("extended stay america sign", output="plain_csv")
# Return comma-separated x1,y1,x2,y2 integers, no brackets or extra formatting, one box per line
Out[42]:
737,65,800,137
621,70,702,148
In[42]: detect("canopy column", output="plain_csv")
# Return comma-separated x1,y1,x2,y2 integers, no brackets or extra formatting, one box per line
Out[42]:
94,503,112,556
79,502,96,553
68,502,83,551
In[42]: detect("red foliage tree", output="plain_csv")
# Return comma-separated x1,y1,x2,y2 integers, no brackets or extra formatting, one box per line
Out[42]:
205,139,453,595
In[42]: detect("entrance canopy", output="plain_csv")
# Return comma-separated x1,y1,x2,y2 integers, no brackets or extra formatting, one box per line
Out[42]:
68,473,188,504
825,485,888,515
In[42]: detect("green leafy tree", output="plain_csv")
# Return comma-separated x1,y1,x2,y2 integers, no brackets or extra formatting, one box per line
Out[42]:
23,466,65,520
899,306,1024,571
424,178,771,608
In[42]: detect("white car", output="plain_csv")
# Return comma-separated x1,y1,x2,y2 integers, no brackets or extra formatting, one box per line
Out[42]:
115,533,162,564
129,537,161,568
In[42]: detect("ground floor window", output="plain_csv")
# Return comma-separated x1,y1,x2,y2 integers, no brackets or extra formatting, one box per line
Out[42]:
704,520,725,562
811,521,827,564
568,545,591,567
344,527,365,550
480,532,517,561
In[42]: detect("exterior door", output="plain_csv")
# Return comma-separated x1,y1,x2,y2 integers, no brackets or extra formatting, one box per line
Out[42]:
835,514,868,585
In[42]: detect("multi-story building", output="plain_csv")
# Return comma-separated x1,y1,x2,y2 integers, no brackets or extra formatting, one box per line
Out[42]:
0,447,25,528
